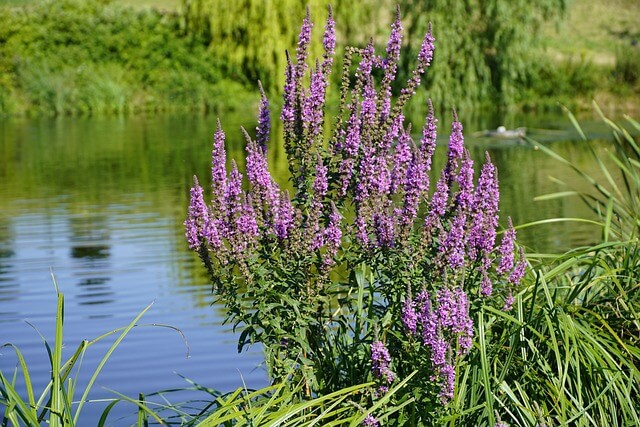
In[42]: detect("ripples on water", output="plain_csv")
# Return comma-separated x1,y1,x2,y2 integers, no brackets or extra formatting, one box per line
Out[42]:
0,113,610,424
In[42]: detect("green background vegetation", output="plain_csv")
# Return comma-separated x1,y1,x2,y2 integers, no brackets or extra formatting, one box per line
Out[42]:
0,0,638,116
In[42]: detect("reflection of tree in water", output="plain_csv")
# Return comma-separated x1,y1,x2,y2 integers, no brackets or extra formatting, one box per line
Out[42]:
69,213,114,309
0,218,19,318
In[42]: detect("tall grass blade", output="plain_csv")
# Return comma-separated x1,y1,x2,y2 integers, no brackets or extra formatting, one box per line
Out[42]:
73,301,154,424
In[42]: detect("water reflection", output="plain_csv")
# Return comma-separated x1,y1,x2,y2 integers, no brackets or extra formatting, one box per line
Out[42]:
0,219,18,317
69,213,114,308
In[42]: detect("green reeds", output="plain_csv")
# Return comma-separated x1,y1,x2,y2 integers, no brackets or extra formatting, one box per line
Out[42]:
0,271,167,426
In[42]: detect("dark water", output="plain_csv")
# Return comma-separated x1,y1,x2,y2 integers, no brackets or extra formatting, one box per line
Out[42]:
0,111,615,424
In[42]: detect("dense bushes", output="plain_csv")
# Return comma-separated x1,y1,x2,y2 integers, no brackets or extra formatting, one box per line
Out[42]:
0,0,256,115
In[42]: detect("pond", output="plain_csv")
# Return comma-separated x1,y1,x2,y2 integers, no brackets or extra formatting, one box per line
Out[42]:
0,110,615,423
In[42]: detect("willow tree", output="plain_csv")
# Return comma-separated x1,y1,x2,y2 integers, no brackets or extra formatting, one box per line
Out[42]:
181,0,381,94
398,0,567,112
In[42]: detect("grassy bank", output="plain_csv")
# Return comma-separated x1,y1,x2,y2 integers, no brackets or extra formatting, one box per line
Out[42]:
0,0,257,115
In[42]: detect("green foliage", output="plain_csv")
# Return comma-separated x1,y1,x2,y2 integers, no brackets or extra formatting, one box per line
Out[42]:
398,0,568,113
181,0,379,95
516,55,599,110
0,0,256,115
614,43,640,88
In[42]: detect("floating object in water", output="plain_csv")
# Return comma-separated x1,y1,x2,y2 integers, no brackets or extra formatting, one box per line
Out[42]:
483,126,527,139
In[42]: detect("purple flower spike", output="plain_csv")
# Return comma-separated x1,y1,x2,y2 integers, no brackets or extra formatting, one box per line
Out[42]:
244,129,272,192
371,341,395,384
323,202,342,265
313,157,328,199
373,211,395,248
441,211,467,271
274,191,295,240
503,293,515,311
420,99,438,174
363,414,380,427
380,6,402,119
256,81,270,153
391,128,412,194
439,363,455,402
211,120,227,205
185,176,208,250
237,194,259,238
281,53,296,126
402,296,418,334
480,271,493,297
322,6,335,74
225,161,244,224
295,7,313,78
203,216,223,249
417,23,435,72
355,214,370,246
304,61,327,139
456,152,474,212
444,112,465,185
497,217,516,276
509,247,526,285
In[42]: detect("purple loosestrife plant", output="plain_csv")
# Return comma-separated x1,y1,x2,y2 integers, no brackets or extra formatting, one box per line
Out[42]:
185,6,525,424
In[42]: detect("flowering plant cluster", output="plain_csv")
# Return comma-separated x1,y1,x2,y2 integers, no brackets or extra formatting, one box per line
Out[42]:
185,6,525,422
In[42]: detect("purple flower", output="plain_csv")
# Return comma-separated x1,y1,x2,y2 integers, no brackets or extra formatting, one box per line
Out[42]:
203,217,223,249
509,247,526,285
440,211,467,271
313,157,328,199
439,363,455,402
321,6,335,74
274,191,295,240
355,213,370,246
391,128,412,194
444,113,465,185
323,202,342,265
455,152,474,212
244,129,272,193
469,153,499,260
343,103,361,157
237,194,259,239
420,99,438,172
401,147,426,228
371,340,395,384
380,6,402,119
497,217,516,275
503,293,515,311
417,23,435,72
185,176,208,250
480,270,493,297
303,61,327,139
211,120,227,206
281,53,296,126
362,414,380,427
373,210,395,248
423,172,449,239
256,82,270,153
295,8,313,80
402,296,418,334
225,161,244,226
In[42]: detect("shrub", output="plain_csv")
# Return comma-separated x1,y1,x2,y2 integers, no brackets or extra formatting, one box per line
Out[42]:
185,8,525,424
